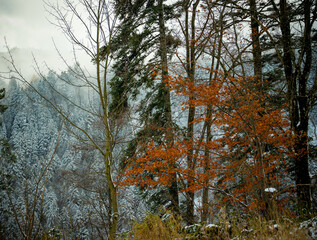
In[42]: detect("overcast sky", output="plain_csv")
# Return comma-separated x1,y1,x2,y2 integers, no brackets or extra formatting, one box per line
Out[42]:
0,0,56,50
0,0,92,80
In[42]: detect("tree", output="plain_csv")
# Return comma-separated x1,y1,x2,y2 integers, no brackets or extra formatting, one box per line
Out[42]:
121,0,300,221
246,0,317,213
123,68,294,217
199,0,229,222
0,88,6,114
113,0,181,214
231,0,317,214
0,80,64,239
275,0,316,213
0,86,18,238
2,0,125,238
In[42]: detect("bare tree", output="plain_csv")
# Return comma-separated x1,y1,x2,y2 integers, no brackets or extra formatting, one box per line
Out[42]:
44,0,121,238
2,0,122,238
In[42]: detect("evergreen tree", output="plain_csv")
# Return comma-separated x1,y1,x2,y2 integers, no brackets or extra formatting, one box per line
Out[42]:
112,0,181,214
0,87,17,238
0,86,16,185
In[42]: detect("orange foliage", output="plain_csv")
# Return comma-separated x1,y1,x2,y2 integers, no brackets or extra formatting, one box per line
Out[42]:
121,68,295,213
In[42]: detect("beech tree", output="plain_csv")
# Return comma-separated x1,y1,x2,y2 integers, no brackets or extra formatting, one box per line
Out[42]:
199,0,228,222
121,0,302,222
202,0,317,215
123,69,294,215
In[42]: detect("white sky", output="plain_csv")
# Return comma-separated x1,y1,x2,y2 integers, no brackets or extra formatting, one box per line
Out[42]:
0,0,93,81
0,0,58,50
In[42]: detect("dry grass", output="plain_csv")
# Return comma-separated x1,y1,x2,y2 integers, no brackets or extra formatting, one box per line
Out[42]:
121,210,311,240
232,216,309,240
125,212,183,240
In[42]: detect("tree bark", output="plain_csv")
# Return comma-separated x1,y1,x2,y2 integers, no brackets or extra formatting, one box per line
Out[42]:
278,0,311,212
184,0,200,225
158,0,179,214
249,0,262,82
202,106,211,222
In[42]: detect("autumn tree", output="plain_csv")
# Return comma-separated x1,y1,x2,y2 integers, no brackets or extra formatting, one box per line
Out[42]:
122,0,300,222
197,0,229,223
123,66,294,217
173,0,228,224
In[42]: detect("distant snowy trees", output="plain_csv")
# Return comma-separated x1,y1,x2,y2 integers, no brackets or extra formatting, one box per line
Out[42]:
0,68,146,238
0,75,62,238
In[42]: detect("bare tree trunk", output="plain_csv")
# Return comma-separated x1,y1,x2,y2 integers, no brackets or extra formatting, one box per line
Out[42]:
97,29,119,239
249,0,262,82
249,0,272,218
183,0,200,225
202,106,211,222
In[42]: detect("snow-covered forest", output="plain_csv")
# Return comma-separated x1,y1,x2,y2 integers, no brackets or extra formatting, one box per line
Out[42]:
0,0,317,239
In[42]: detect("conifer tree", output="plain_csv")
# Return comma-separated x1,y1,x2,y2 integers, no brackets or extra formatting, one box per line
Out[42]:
0,87,16,190
0,87,16,238
113,0,181,213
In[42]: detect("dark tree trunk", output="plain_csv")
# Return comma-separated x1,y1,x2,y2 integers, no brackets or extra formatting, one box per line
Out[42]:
183,0,200,225
249,0,262,81
158,0,179,214
278,0,311,212
202,106,212,223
